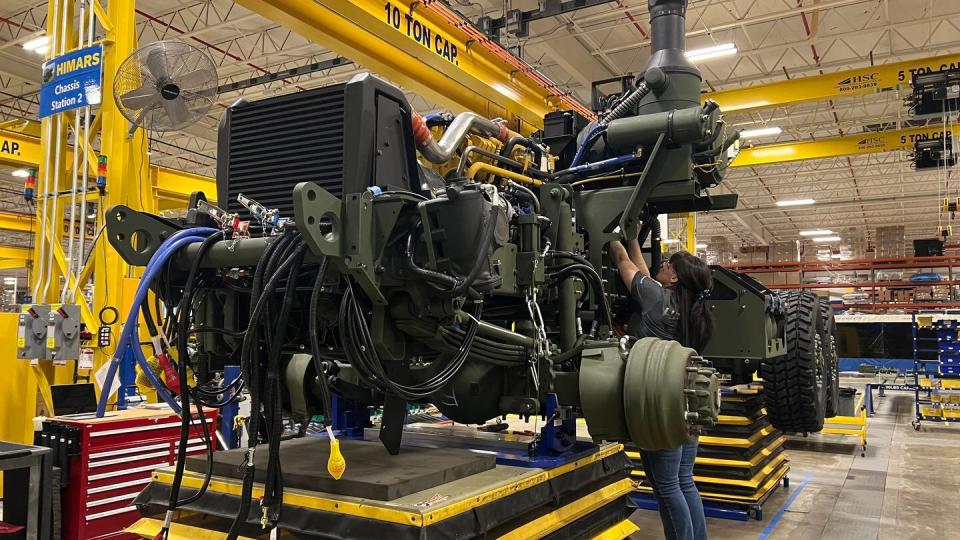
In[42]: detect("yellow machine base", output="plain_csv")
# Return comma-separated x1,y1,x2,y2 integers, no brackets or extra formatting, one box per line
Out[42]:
130,442,639,539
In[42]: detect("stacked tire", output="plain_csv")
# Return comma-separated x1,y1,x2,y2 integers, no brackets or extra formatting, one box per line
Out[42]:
761,290,827,433
819,297,841,418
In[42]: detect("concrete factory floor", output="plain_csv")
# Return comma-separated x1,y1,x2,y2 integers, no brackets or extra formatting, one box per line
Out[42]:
628,385,960,540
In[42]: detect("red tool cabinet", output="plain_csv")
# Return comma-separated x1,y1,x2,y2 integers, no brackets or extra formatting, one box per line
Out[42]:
54,408,217,540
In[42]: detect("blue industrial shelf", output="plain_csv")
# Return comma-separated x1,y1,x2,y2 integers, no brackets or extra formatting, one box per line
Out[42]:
911,313,960,429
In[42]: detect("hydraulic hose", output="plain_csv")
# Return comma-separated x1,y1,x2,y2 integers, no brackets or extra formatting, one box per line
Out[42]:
567,67,666,170
226,232,298,540
262,242,308,522
308,258,333,429
557,154,639,183
500,135,544,163
162,230,226,534
507,181,540,213
550,334,590,365
569,124,607,168
404,233,458,288
95,227,218,417
548,263,614,331
649,217,663,271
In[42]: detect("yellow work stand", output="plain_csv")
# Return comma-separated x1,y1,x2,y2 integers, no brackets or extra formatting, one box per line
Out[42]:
821,391,869,456
128,442,639,539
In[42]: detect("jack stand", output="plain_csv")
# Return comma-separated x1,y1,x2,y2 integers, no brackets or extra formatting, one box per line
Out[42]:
331,395,372,439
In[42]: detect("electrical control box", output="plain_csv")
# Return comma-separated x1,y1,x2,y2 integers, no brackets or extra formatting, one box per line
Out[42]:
17,304,51,360
49,304,82,362
914,133,956,169
908,68,960,116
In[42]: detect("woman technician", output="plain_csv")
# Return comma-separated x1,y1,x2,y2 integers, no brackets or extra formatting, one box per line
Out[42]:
608,223,714,540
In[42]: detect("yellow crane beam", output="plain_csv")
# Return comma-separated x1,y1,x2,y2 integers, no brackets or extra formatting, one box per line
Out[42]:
0,128,215,203
233,0,593,133
0,245,31,260
0,211,35,234
706,53,960,113
733,125,955,168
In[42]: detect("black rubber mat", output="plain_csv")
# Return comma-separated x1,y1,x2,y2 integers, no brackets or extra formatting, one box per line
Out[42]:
183,437,495,501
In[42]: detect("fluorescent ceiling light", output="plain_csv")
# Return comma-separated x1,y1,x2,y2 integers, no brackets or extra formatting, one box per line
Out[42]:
685,42,737,62
663,238,680,244
813,236,841,242
22,35,48,52
800,229,833,236
11,169,30,178
3,277,16,284
776,198,815,207
695,243,707,249
739,126,782,139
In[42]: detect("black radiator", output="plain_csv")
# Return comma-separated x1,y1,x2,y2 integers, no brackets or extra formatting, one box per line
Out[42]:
216,73,421,218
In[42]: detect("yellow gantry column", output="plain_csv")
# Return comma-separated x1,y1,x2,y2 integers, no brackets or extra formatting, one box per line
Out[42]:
93,0,149,380
23,0,147,406
685,213,696,254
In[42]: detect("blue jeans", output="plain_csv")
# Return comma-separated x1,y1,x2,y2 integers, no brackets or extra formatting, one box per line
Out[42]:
640,440,707,540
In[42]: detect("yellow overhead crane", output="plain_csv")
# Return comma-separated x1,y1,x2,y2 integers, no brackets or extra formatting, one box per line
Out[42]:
706,53,960,113
233,0,594,133
735,124,957,168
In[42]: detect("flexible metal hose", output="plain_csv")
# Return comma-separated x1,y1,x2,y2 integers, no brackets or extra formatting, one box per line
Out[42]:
601,80,652,126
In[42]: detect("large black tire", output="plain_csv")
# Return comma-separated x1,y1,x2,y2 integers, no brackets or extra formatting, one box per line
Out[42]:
762,290,826,433
819,297,841,418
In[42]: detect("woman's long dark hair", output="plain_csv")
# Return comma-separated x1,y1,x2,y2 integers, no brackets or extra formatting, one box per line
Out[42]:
669,251,714,352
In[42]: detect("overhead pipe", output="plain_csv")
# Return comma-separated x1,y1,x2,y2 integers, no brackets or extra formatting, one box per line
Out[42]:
43,0,70,301
32,0,61,300
62,0,86,303
73,0,96,301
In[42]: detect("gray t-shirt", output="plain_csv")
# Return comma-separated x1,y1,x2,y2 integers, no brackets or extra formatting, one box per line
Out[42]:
627,274,679,340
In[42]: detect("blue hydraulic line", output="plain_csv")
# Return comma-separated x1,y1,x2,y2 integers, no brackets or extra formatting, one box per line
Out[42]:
96,227,218,417
569,124,607,168
558,154,639,181
423,112,453,127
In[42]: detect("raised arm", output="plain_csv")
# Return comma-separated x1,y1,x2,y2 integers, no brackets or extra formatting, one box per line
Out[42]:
609,240,648,290
625,237,649,275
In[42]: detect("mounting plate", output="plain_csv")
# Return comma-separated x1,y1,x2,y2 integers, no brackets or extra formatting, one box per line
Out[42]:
104,205,180,266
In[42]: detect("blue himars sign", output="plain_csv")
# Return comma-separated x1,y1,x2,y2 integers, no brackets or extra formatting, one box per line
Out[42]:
39,44,103,119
